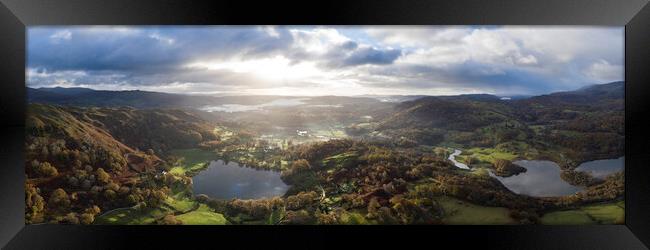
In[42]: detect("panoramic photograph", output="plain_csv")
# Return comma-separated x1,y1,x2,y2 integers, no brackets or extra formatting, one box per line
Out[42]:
25,26,624,225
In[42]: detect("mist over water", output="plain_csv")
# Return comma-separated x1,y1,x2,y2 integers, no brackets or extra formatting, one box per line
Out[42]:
200,98,309,113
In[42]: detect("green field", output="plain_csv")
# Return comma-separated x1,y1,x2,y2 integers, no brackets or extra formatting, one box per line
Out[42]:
464,147,518,163
175,204,228,225
469,167,491,177
164,196,198,213
94,206,170,225
540,201,624,225
95,199,227,225
338,210,373,225
169,148,217,175
436,196,516,225
539,210,595,225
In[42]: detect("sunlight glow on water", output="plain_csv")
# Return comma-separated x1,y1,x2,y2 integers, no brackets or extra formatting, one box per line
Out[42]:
200,98,309,113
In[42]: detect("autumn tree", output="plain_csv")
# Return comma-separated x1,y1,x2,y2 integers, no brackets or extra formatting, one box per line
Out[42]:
96,168,110,184
434,147,449,158
62,212,80,224
493,159,511,172
281,159,312,184
25,183,45,223
34,161,58,177
48,188,70,210
159,214,183,225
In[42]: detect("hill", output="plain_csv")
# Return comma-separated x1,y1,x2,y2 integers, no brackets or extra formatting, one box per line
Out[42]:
27,87,217,109
25,103,218,224
372,82,624,164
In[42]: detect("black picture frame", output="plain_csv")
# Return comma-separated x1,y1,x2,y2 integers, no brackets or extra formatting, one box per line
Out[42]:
1,0,650,249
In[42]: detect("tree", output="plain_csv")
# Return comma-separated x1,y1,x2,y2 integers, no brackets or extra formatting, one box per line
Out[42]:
106,182,120,192
434,147,448,158
96,168,110,184
79,213,95,225
281,159,312,184
85,205,101,216
366,197,381,219
493,159,511,172
35,162,58,177
104,189,117,200
159,214,183,225
463,156,478,167
126,194,139,204
63,212,80,224
290,159,311,172
48,188,70,210
25,183,45,223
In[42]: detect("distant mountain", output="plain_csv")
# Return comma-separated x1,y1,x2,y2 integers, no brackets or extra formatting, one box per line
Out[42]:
27,87,387,109
572,81,624,96
438,94,502,102
498,95,532,100
377,94,514,132
38,87,96,95
359,95,427,103
375,81,624,136
27,87,218,109
27,81,624,112
520,81,624,106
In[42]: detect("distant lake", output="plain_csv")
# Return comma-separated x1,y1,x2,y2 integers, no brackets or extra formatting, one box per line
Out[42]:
575,156,624,179
192,160,289,199
490,160,584,197
200,98,308,113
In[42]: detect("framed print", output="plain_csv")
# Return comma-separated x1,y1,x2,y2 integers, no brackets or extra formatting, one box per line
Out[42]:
1,0,649,249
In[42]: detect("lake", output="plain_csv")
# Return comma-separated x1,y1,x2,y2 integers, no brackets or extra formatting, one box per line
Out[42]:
200,98,308,113
491,157,624,197
490,160,584,197
192,160,290,199
575,156,624,179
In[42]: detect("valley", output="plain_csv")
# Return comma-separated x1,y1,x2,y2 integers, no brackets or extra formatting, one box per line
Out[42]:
24,81,625,225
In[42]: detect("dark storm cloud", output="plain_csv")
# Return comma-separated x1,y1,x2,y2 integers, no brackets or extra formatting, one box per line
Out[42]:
27,26,404,90
360,61,561,95
27,26,624,96
341,47,402,66
28,27,294,73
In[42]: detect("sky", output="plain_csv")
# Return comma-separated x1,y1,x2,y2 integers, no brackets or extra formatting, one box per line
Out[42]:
27,26,624,96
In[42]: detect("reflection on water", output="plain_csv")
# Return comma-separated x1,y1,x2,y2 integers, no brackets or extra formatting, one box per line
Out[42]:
192,160,289,199
575,156,624,179
491,160,584,197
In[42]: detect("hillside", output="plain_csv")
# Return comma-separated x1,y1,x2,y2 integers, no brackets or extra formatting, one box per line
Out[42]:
24,104,218,224
372,82,624,165
27,87,217,109
66,106,218,155
378,95,514,132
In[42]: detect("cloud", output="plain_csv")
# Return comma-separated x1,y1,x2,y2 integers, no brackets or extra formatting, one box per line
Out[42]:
365,26,623,93
27,26,624,96
583,59,623,83
341,46,402,66
49,30,71,43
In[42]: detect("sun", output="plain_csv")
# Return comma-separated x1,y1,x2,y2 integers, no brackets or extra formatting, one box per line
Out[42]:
186,56,322,82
